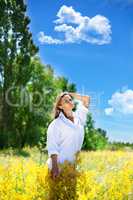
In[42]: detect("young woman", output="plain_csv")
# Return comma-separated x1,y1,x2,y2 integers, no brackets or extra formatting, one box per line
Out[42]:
46,91,90,180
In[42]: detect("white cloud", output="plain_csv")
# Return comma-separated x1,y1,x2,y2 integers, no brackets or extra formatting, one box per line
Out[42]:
38,32,63,44
54,5,83,25
105,89,133,115
38,5,112,45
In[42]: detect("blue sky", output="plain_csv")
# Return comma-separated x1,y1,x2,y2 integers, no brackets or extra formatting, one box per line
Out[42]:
26,0,133,142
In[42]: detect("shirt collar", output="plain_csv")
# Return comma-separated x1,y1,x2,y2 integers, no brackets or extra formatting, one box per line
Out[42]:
59,111,76,126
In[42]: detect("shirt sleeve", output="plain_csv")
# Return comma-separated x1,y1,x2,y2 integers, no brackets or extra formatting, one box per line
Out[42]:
46,121,60,157
75,99,89,126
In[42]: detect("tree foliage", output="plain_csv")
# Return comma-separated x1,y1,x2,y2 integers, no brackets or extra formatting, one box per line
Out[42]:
82,114,109,150
0,0,38,147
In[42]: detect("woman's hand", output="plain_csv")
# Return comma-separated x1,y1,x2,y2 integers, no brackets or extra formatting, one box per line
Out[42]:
82,95,90,108
51,154,60,180
51,164,60,180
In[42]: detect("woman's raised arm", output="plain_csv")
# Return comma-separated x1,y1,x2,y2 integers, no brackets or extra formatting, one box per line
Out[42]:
69,92,90,126
69,92,90,108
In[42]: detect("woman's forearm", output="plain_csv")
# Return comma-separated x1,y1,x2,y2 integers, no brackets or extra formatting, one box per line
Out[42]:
51,154,58,168
69,92,90,108
51,154,60,179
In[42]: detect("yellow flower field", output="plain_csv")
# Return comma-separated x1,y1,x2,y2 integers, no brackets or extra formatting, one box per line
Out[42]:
0,149,133,200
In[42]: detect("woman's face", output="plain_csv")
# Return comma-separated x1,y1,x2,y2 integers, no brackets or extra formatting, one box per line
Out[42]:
59,94,75,112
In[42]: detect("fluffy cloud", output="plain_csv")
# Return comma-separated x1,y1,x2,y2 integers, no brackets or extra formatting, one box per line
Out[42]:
38,5,112,45
105,89,133,115
38,32,63,44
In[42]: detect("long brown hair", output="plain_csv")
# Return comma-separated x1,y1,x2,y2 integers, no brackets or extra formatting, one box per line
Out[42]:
53,91,73,119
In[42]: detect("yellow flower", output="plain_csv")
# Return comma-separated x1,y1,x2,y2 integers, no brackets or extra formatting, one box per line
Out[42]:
0,150,133,199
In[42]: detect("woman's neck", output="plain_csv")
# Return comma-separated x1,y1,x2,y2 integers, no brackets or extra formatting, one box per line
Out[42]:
62,110,74,123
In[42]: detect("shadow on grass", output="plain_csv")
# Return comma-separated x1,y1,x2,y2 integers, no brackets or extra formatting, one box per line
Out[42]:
13,149,30,157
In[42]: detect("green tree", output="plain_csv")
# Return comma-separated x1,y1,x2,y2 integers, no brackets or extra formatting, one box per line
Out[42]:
82,114,108,150
0,0,38,147
10,56,77,149
12,57,57,148
55,76,76,92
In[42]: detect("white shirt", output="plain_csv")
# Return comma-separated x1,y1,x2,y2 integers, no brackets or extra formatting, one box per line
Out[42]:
46,100,89,169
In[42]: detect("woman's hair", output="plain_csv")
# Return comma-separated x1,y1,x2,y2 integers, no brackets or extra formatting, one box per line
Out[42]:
53,91,73,119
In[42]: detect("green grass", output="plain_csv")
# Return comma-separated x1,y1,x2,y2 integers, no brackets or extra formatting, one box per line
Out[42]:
0,146,48,165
